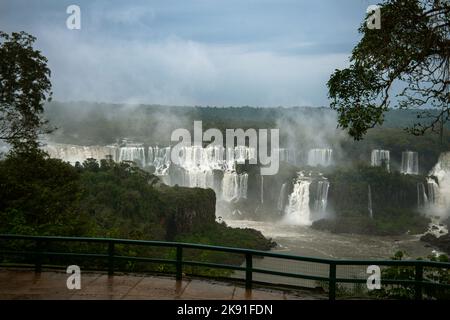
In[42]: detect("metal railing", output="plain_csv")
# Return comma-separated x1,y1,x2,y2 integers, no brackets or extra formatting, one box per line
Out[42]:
0,234,449,300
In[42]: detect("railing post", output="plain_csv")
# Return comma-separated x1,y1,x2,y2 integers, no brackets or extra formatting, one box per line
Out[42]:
415,263,423,300
35,239,43,273
329,262,336,301
108,241,115,276
245,253,253,290
176,245,183,280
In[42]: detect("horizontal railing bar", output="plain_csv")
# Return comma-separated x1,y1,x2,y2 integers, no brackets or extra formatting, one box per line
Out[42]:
182,260,247,271
113,255,176,265
2,234,449,269
0,250,108,259
252,268,330,282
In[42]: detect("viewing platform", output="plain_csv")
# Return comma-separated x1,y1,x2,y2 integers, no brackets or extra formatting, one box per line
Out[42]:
0,269,326,300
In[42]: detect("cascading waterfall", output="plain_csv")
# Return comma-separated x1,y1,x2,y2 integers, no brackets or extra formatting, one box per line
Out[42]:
260,175,264,204
307,148,333,167
43,143,118,165
277,183,287,212
401,151,419,175
427,178,439,205
148,145,252,202
371,149,390,171
222,172,248,202
148,146,171,175
283,173,312,225
119,145,146,167
368,184,373,219
417,183,429,208
314,180,330,213
427,152,450,216
277,148,297,165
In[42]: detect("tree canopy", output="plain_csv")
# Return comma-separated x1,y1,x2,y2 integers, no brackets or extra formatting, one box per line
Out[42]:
0,31,53,150
328,0,450,140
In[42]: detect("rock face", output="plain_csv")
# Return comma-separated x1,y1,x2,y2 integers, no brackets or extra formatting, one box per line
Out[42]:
159,186,216,240
420,233,450,255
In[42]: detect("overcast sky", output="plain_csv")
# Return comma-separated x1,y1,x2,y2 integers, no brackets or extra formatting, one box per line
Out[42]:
0,0,373,107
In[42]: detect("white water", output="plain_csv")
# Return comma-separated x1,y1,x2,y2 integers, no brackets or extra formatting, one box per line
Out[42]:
314,180,329,214
44,143,118,165
119,145,146,167
277,148,297,165
427,152,450,217
371,149,390,171
260,176,264,204
277,183,287,212
222,172,248,202
148,146,171,175
307,148,333,167
283,173,312,226
401,151,419,175
368,184,373,219
417,182,429,208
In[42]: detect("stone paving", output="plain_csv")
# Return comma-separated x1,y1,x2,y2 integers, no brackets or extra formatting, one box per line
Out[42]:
0,269,326,300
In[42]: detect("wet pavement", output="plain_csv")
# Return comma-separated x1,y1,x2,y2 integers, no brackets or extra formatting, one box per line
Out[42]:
0,269,326,300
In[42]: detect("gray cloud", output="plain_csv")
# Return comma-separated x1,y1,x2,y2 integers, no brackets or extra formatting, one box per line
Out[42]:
0,0,371,106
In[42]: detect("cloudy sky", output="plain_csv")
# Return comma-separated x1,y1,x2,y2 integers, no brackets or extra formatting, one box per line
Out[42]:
0,0,373,106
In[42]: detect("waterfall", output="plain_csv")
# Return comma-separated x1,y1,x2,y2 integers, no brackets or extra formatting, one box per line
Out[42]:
314,180,330,213
427,151,450,217
119,145,146,167
149,146,171,175
427,178,439,205
43,143,118,165
260,175,264,204
239,173,248,199
368,184,373,219
277,183,287,212
417,183,429,208
284,173,312,225
277,148,297,165
401,151,419,175
371,149,390,171
222,172,248,202
307,148,333,167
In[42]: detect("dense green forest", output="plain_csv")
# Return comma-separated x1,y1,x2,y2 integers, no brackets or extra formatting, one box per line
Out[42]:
0,149,274,274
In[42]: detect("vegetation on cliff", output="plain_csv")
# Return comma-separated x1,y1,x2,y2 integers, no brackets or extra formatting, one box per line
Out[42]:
0,150,274,275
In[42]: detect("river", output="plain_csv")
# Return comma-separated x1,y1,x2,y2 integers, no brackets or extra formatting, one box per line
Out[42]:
224,219,440,290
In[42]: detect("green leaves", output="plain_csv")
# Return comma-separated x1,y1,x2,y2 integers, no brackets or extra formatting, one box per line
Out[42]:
328,0,450,140
0,31,53,150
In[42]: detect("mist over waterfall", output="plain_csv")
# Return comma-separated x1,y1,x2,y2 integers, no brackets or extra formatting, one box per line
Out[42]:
401,151,419,175
284,173,312,225
278,148,298,165
307,149,333,167
371,149,390,171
